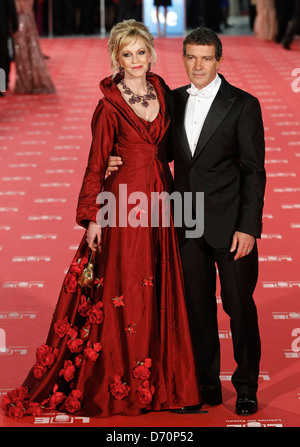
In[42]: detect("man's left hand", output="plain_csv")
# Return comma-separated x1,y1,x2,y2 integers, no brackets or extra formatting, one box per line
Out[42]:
106,156,122,177
230,231,255,260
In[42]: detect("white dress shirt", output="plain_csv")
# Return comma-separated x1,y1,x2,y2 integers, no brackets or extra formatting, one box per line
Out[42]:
184,74,221,156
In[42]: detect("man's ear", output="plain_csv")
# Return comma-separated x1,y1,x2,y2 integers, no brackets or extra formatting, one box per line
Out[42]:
217,56,224,71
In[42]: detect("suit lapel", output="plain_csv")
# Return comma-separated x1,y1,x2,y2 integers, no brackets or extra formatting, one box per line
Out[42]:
172,76,237,163
173,86,192,162
192,77,236,163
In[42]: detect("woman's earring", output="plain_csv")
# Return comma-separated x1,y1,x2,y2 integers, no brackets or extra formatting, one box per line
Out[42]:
147,62,151,72
118,66,125,78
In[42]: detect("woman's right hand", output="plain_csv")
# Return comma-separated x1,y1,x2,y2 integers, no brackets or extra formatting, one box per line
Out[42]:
86,221,102,251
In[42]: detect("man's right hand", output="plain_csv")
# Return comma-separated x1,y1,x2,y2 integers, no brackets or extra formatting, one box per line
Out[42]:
106,155,122,176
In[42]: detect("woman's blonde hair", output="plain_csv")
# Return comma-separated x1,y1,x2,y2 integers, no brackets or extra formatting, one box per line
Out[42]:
108,19,156,72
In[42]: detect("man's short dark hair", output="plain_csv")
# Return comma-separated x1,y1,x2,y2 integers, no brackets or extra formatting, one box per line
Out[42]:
183,27,223,61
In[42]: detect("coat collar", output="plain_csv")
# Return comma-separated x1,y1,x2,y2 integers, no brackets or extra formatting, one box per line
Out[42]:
99,73,170,145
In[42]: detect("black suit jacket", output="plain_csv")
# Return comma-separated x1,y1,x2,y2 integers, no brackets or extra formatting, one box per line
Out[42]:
168,74,266,248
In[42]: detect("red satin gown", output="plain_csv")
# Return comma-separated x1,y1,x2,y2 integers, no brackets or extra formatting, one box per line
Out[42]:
2,74,201,418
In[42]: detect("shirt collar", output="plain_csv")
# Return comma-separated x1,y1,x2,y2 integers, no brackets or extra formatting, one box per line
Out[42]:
187,74,221,98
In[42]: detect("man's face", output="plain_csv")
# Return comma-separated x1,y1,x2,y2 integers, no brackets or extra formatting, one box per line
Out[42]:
182,44,223,90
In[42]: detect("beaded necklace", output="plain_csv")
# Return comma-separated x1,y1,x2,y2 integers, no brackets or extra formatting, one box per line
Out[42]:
120,80,156,108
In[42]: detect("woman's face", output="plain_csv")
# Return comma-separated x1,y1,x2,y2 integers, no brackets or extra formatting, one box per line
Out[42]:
118,37,151,81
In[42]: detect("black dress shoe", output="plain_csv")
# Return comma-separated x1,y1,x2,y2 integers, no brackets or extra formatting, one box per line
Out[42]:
172,404,204,414
235,394,258,416
282,43,291,50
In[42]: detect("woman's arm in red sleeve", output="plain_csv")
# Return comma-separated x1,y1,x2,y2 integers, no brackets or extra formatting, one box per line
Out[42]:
76,99,116,228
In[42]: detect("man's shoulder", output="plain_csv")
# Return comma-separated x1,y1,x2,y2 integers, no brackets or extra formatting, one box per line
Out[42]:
220,75,259,103
170,84,190,95
230,83,257,100
167,85,190,103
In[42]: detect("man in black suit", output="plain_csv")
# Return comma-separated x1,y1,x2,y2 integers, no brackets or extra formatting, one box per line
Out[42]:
107,27,266,416
0,0,18,94
167,27,266,416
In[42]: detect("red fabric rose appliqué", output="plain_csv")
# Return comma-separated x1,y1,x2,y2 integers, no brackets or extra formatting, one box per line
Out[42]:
87,301,104,324
64,390,82,414
84,341,102,362
59,360,76,382
138,380,155,406
125,322,137,335
1,386,43,419
112,295,125,307
54,316,71,338
109,375,130,400
64,256,88,293
33,343,58,380
132,358,152,380
142,276,153,286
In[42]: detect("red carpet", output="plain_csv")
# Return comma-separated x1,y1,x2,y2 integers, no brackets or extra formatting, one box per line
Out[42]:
0,35,300,429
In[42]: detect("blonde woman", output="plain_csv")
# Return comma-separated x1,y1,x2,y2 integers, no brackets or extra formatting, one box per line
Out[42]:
1,20,201,419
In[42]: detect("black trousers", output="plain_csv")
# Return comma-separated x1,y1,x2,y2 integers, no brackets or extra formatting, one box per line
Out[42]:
180,236,261,395
274,0,295,42
282,0,300,46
